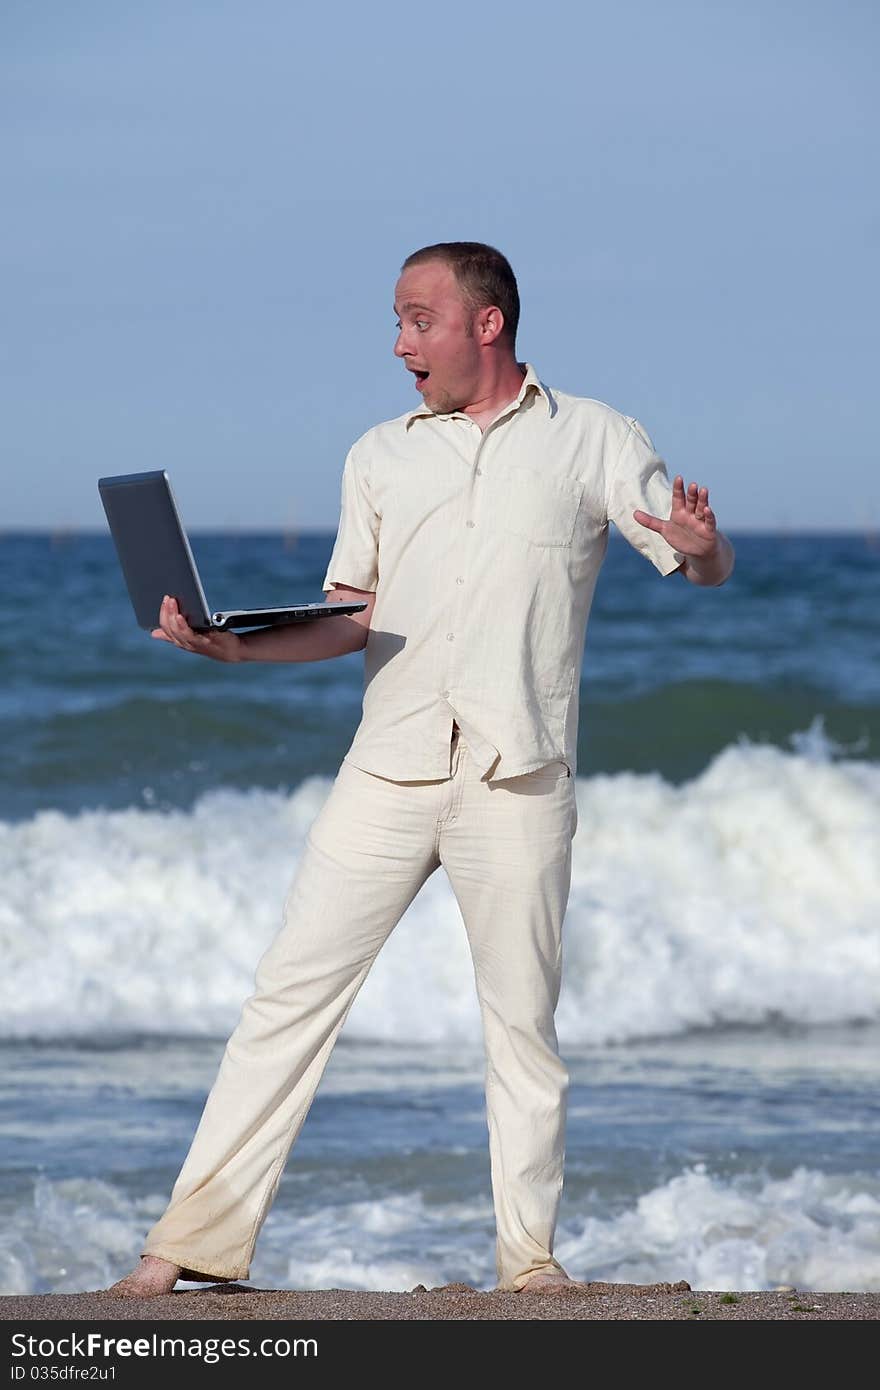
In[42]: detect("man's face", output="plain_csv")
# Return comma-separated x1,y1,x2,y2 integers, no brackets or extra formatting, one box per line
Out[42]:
393,260,481,414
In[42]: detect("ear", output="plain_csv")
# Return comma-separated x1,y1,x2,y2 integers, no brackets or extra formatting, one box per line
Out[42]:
476,305,505,345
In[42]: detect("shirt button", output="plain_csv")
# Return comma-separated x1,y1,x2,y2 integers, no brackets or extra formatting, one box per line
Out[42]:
441,689,450,698
456,576,464,585
466,520,475,528
475,467,483,476
446,632,454,641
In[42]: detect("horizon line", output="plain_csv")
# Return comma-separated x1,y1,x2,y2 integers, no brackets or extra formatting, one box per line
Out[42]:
1,524,878,540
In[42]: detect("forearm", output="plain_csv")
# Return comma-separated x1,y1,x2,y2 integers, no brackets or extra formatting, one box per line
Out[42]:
682,531,735,586
237,613,368,663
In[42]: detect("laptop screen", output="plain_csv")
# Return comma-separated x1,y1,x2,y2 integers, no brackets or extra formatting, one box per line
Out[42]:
98,471,213,631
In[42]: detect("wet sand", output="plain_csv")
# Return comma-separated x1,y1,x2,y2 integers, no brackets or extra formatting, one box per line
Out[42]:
2,1280,877,1320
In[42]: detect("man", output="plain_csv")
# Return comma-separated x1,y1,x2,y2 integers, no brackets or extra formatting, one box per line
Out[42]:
109,242,734,1298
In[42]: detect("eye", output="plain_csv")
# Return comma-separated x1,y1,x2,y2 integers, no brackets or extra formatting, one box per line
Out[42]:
394,319,402,330
415,318,430,331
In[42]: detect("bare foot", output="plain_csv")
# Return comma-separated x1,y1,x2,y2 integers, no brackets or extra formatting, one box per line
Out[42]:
515,1269,575,1292
106,1255,181,1297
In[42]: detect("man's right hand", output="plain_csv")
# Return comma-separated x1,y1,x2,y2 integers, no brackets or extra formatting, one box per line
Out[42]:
152,595,243,662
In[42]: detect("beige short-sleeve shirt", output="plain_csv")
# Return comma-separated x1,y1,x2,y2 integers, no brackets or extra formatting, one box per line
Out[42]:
322,363,685,781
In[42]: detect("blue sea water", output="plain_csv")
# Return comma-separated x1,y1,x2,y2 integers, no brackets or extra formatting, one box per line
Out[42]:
0,529,878,1294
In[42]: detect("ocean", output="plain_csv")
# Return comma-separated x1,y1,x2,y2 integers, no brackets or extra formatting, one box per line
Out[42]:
1,529,878,1295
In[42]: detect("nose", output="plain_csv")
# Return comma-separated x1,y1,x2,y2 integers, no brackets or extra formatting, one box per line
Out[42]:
393,324,411,359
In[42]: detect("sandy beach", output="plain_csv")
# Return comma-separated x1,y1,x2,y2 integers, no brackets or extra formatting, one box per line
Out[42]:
1,1281,877,1321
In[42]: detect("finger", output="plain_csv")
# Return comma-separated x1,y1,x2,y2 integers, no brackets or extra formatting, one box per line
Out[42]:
177,621,217,653
172,613,194,642
695,485,710,521
168,603,199,645
158,596,179,642
158,597,198,651
159,596,219,654
686,481,698,514
703,505,717,531
671,475,686,512
633,508,665,534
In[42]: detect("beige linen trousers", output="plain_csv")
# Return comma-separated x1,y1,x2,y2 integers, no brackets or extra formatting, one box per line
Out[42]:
142,726,578,1291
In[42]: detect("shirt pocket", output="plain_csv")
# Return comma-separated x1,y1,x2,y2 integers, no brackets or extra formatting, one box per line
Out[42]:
501,466,584,547
525,759,572,781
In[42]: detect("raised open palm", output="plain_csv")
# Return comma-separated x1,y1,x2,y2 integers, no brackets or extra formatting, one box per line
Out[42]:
634,475,719,558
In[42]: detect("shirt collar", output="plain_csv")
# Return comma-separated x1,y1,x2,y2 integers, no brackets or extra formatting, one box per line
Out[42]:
404,362,555,427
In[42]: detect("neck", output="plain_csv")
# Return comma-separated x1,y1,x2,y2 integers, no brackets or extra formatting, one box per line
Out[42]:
462,356,527,429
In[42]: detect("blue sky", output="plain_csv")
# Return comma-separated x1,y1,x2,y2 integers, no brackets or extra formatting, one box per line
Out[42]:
2,0,877,531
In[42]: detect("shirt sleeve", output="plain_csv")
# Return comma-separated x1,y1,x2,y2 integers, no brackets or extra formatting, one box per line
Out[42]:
606,418,686,576
321,445,380,593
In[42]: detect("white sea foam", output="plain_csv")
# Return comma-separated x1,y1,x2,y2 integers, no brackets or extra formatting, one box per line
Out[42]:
2,1165,878,1295
555,1163,880,1294
1,736,878,1044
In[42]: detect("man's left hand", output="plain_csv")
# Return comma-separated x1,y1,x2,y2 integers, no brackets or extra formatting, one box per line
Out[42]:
633,474,718,557
633,475,735,586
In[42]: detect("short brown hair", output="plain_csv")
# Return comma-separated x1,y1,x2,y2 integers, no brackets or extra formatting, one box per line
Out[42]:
401,241,520,347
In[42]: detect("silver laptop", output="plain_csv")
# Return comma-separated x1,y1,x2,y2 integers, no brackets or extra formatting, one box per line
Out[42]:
98,470,367,632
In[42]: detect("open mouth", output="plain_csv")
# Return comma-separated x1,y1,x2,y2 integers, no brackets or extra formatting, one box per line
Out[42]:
412,370,430,390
